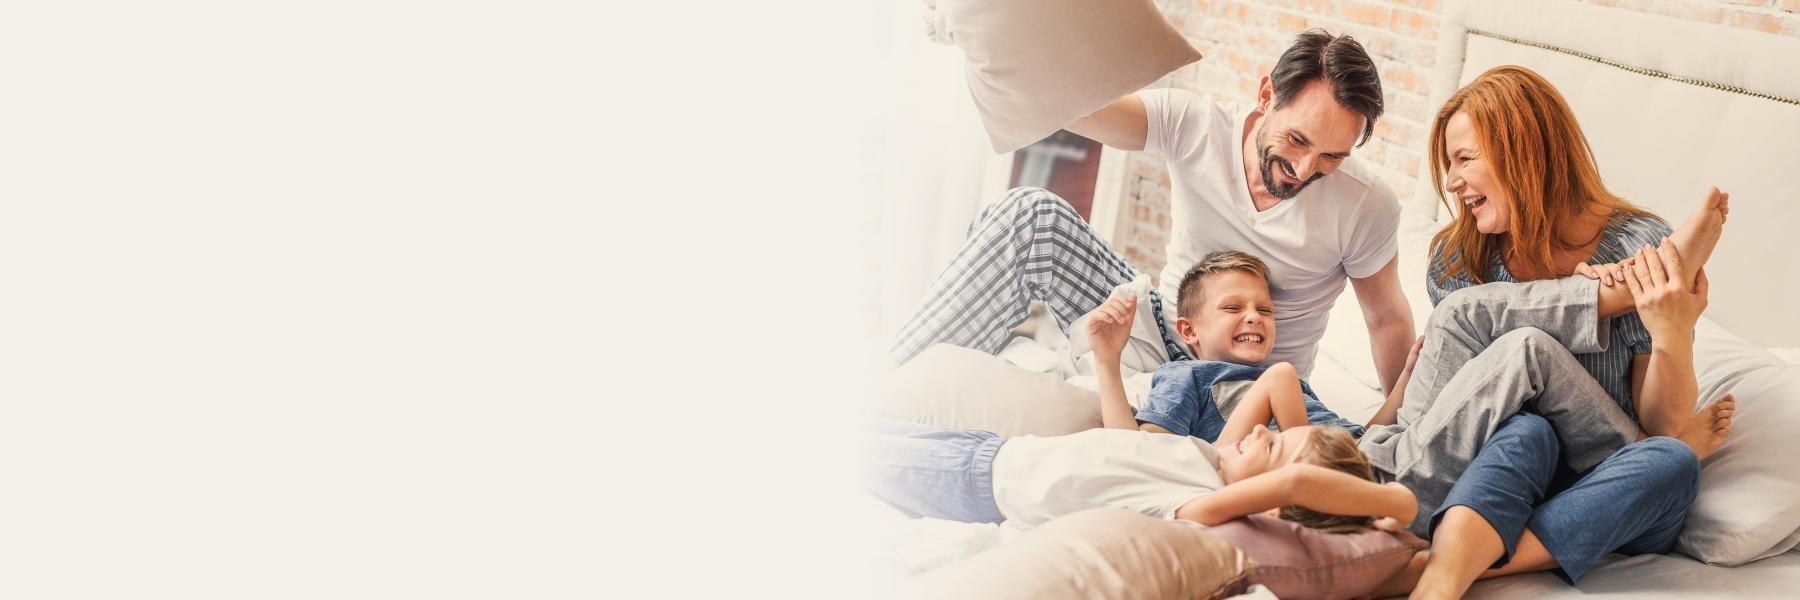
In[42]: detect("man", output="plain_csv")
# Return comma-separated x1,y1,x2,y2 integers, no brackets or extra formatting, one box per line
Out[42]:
892,29,1415,396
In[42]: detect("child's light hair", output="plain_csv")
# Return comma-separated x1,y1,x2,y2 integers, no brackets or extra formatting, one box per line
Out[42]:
1176,250,1272,320
1281,427,1381,533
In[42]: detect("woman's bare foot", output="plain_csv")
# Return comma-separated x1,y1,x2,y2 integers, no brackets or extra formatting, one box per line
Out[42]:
1579,187,1725,289
1677,394,1736,461
1667,186,1729,286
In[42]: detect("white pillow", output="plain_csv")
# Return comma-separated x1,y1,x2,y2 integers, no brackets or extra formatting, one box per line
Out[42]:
931,0,1202,153
873,344,1100,437
1677,317,1800,565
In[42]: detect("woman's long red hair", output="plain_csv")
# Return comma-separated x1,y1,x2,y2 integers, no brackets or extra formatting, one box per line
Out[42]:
1428,65,1658,283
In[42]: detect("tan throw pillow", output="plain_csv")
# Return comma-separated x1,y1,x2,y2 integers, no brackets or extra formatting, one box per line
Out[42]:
933,0,1202,153
874,343,1099,437
910,508,1253,600
1203,514,1427,600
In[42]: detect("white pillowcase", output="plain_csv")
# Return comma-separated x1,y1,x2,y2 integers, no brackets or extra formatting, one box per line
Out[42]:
873,343,1100,437
929,0,1202,153
1677,317,1800,565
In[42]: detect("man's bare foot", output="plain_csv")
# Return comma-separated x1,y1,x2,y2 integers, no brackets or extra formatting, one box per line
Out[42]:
1667,186,1729,286
1368,549,1430,599
1677,394,1736,461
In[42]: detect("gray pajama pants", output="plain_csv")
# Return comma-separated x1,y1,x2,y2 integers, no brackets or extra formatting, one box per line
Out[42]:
1357,277,1642,533
888,187,1194,365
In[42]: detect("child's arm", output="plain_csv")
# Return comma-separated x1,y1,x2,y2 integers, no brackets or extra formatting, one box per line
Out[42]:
1215,362,1308,447
1174,464,1417,528
1086,295,1142,430
1366,336,1424,427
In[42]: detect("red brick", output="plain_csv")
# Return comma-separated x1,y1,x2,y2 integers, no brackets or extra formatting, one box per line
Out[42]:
1384,146,1422,177
1389,8,1440,38
1341,0,1391,26
1275,10,1309,32
1220,0,1251,22
1374,116,1426,148
1782,0,1800,12
1381,61,1429,94
1223,48,1253,71
1729,9,1784,33
1653,0,1726,23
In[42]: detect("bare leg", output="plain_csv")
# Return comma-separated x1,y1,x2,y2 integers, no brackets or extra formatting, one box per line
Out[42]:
1374,528,1560,598
1479,528,1557,579
1411,507,1502,600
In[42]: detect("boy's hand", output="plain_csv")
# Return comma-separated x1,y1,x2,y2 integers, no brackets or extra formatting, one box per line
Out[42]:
1084,294,1137,364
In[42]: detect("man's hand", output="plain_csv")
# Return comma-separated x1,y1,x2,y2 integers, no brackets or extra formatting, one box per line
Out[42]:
1622,240,1708,340
1084,294,1137,364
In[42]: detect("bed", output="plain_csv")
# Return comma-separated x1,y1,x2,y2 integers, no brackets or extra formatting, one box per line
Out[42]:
874,0,1800,596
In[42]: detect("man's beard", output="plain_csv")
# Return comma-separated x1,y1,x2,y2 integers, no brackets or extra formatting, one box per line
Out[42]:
1256,126,1325,200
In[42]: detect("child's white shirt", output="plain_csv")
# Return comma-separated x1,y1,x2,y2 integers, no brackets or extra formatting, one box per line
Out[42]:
990,428,1224,532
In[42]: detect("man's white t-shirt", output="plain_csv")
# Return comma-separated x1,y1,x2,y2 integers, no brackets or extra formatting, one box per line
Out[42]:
1139,89,1401,377
990,428,1224,532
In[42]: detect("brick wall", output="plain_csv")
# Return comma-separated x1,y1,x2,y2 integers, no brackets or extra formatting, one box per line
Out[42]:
1115,0,1800,285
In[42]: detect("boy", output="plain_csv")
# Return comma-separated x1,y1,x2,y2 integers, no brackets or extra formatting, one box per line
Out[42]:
1084,251,1392,442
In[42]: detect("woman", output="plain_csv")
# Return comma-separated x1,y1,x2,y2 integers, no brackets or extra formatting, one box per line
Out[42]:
1397,66,1732,598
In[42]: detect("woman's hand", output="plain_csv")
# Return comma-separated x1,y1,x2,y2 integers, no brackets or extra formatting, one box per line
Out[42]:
1622,240,1708,340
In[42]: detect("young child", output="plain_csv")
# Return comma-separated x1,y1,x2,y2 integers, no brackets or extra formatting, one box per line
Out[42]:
862,407,1417,534
1083,251,1383,443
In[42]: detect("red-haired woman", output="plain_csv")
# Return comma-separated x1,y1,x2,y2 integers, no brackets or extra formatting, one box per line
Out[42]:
1383,66,1734,598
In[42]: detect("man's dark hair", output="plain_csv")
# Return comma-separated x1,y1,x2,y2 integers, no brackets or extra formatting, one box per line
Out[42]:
1269,29,1383,147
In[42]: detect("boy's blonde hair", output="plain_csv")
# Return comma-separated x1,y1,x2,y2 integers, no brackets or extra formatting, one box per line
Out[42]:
1176,251,1272,319
1281,427,1381,533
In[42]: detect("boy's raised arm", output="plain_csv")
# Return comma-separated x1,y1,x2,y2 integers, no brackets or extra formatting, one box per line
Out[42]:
1087,295,1142,430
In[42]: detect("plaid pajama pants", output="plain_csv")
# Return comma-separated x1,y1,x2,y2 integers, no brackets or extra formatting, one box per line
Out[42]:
890,187,1194,365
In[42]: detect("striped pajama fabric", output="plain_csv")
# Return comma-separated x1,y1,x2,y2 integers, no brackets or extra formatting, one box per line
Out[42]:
890,187,1193,365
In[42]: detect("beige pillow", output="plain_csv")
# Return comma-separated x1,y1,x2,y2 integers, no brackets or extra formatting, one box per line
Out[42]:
910,508,1252,600
875,344,1099,437
932,0,1202,153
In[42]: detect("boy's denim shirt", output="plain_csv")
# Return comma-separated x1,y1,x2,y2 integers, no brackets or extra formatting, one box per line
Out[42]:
1139,360,1366,441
